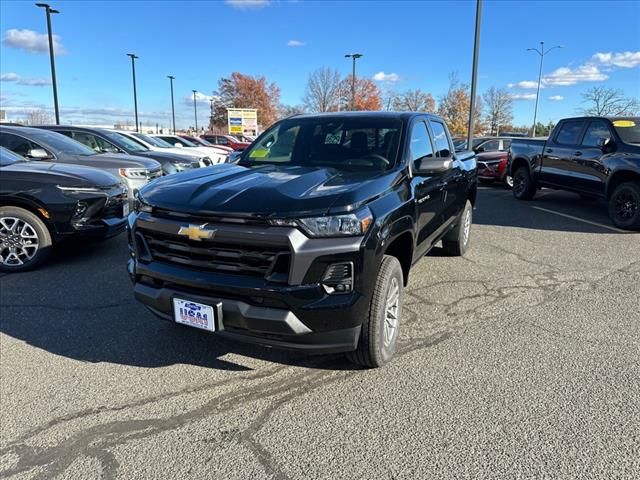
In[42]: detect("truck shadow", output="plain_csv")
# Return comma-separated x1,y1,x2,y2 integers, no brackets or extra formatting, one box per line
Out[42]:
473,187,635,234
0,237,359,373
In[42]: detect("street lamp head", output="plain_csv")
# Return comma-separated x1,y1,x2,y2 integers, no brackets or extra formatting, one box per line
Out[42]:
168,75,175,80
127,53,138,59
50,8,59,14
35,3,49,7
192,89,197,94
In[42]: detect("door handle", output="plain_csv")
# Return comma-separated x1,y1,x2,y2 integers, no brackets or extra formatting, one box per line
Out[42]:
574,151,582,157
545,148,553,153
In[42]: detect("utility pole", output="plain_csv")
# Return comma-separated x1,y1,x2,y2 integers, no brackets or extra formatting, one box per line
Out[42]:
467,0,482,151
36,3,60,124
168,75,176,134
127,53,139,132
192,90,198,133
528,41,563,136
344,53,363,110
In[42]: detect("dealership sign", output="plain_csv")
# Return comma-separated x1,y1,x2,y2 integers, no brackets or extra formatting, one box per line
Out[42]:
227,108,258,136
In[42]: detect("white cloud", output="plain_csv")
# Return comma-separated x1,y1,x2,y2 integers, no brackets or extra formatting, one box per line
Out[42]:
507,80,541,89
182,91,214,106
373,71,400,82
287,40,305,47
510,93,537,101
2,29,65,54
548,95,564,101
224,0,271,9
1,72,51,86
542,64,608,86
591,51,640,68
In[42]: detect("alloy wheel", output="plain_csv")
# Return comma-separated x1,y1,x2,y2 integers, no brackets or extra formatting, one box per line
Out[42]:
0,217,40,266
614,190,638,221
383,277,400,348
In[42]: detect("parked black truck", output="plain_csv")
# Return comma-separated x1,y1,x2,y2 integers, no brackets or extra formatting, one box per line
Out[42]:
509,117,640,230
128,112,477,367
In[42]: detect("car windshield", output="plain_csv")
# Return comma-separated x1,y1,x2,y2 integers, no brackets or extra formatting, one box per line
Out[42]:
30,129,96,156
0,146,26,165
133,133,172,148
104,131,148,152
166,136,197,147
240,116,403,172
612,118,640,145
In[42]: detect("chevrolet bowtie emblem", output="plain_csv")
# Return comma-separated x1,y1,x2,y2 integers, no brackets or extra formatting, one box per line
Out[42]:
177,224,215,241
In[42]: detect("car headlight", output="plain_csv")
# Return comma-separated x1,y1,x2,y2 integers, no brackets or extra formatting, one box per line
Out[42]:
119,168,148,179
175,162,193,169
269,208,373,237
57,185,106,194
133,191,152,213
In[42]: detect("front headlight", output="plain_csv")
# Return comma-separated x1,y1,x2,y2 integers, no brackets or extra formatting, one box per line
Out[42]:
57,185,105,194
133,191,152,213
119,168,148,179
269,208,374,237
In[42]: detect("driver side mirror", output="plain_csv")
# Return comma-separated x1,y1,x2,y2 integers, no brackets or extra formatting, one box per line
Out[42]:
599,137,616,153
415,156,453,175
27,148,52,160
474,146,485,153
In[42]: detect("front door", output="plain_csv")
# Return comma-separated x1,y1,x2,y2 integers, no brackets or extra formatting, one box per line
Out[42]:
571,119,612,196
540,119,586,188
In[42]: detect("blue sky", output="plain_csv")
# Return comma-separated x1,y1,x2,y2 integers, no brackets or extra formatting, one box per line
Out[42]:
1,0,639,130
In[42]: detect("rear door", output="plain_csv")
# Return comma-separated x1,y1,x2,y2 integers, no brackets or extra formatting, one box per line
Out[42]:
429,120,465,224
571,119,613,196
409,120,444,259
540,120,586,187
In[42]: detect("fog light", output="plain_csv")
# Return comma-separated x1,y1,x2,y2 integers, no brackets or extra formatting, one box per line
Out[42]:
73,202,88,218
322,262,353,294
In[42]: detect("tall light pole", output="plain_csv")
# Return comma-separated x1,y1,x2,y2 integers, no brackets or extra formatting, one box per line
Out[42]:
35,3,60,124
344,53,363,110
528,41,563,136
467,0,482,150
127,53,139,132
168,75,176,134
192,90,198,133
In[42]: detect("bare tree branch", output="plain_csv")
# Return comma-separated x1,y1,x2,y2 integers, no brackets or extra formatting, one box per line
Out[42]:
578,87,640,116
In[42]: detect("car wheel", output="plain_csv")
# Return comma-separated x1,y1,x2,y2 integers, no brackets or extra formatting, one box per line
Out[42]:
608,182,640,230
0,206,52,272
442,200,473,256
512,166,536,200
504,175,514,189
346,255,403,368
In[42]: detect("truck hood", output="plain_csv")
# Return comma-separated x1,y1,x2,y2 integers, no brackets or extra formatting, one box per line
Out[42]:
133,150,201,164
139,163,400,217
90,153,161,170
3,161,121,187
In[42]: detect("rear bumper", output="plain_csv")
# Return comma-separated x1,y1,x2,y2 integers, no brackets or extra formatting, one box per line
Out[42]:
133,281,361,354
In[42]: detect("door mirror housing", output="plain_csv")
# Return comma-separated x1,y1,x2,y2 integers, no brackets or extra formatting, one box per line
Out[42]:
414,156,453,175
27,148,51,159
599,137,616,153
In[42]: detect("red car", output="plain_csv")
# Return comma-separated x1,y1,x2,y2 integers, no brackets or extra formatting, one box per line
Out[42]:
179,135,233,154
477,151,513,188
201,134,250,151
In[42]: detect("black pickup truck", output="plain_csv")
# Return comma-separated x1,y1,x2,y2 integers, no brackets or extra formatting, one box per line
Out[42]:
509,116,640,229
128,112,477,367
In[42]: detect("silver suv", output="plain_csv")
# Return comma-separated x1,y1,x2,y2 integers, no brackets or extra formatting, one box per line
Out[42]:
0,126,162,203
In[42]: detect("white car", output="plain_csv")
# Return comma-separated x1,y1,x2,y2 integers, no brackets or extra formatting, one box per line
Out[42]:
114,131,214,167
153,135,229,164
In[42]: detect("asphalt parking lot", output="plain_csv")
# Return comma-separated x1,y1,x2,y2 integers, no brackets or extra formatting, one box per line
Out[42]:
1,186,639,479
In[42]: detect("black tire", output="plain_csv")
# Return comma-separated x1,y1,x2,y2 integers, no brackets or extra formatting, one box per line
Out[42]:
608,182,640,231
0,206,52,272
442,200,473,256
512,166,536,200
346,255,403,368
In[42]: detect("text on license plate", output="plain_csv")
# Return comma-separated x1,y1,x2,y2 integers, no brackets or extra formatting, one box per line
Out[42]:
173,298,216,332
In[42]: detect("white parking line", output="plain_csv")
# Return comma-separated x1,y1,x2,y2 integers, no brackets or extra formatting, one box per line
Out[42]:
531,206,627,233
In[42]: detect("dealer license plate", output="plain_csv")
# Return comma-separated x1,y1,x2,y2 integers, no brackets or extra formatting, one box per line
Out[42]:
123,202,130,217
173,298,216,332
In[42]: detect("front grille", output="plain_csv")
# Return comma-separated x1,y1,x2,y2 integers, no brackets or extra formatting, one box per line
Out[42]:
139,228,290,279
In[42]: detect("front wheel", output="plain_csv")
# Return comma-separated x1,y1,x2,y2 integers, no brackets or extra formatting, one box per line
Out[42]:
0,206,52,272
347,255,404,368
512,166,536,200
608,182,640,230
442,200,473,256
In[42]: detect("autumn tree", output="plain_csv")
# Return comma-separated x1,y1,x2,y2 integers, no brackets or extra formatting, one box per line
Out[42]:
392,89,436,112
483,86,513,135
437,73,483,136
303,67,341,112
578,86,640,116
338,75,382,111
278,103,306,119
25,109,53,125
210,72,280,130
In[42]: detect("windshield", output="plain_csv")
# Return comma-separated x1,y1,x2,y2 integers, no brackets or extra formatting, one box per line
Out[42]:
104,131,148,152
240,117,402,172
0,146,26,165
612,118,640,145
29,129,96,156
161,136,197,147
132,133,173,148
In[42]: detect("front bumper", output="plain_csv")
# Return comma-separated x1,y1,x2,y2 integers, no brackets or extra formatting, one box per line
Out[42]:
128,214,376,353
478,159,507,180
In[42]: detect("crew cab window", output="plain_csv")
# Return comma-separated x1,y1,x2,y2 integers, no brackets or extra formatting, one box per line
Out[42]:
409,122,434,162
0,133,43,157
429,121,451,157
554,121,585,146
581,121,612,147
